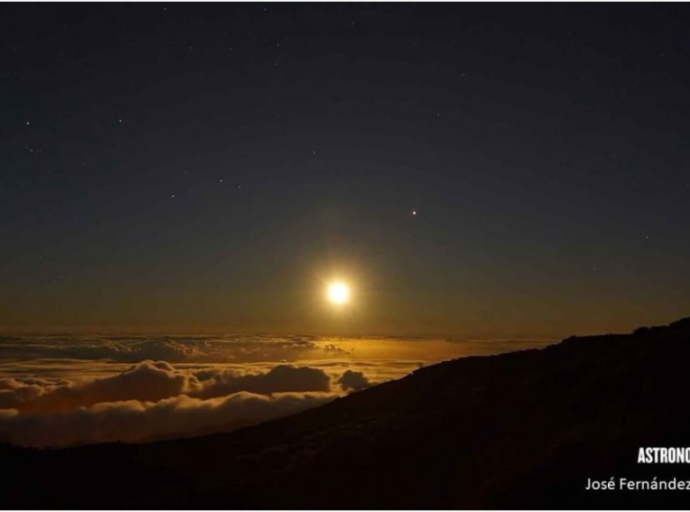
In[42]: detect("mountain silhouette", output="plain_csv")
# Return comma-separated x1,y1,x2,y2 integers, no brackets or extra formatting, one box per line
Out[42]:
3,318,690,509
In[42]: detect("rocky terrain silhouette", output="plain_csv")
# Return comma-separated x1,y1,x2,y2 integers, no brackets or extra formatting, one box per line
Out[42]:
3,318,690,509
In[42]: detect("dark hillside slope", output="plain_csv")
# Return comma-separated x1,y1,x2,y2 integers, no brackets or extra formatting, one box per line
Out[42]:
3,318,690,509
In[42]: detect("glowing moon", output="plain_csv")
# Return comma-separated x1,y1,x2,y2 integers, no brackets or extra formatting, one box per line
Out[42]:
327,282,350,305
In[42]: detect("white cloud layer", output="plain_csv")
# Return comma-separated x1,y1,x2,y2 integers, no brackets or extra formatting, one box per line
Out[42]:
0,334,550,447
0,361,342,446
0,391,333,447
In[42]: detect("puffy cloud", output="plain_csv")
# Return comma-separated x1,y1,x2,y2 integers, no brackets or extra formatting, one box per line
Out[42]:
1,362,336,415
0,378,23,390
0,385,45,409
0,334,440,389
337,370,371,392
0,334,343,366
0,361,345,446
0,391,334,447
8,361,198,414
0,333,465,447
0,336,215,363
193,364,332,399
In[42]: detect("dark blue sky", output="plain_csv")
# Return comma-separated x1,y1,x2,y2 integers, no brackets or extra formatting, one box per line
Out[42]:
1,3,689,336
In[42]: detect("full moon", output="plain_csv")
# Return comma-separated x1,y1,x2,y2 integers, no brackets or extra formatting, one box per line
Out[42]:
327,282,350,305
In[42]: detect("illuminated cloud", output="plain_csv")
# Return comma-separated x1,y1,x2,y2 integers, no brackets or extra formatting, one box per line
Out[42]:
0,378,46,409
3,361,196,414
0,334,349,366
193,364,332,399
0,391,334,447
1,361,336,414
1,333,527,447
0,360,345,446
337,370,371,392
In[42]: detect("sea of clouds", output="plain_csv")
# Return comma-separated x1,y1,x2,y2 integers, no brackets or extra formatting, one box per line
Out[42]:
0,334,550,447
0,335,421,447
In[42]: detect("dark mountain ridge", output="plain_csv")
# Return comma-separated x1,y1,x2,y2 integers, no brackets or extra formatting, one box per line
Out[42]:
3,318,690,509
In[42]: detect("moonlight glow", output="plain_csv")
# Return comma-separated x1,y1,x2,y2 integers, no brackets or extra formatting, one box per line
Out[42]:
327,282,350,305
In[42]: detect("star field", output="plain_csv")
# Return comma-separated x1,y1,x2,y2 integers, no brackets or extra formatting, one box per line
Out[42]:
1,3,690,336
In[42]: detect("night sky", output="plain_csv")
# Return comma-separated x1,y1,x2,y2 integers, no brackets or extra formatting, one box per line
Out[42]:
2,3,689,337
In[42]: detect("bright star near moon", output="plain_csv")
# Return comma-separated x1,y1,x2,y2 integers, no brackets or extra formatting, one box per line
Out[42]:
327,282,350,305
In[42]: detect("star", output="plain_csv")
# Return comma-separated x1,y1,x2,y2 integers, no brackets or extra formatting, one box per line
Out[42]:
412,210,417,216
